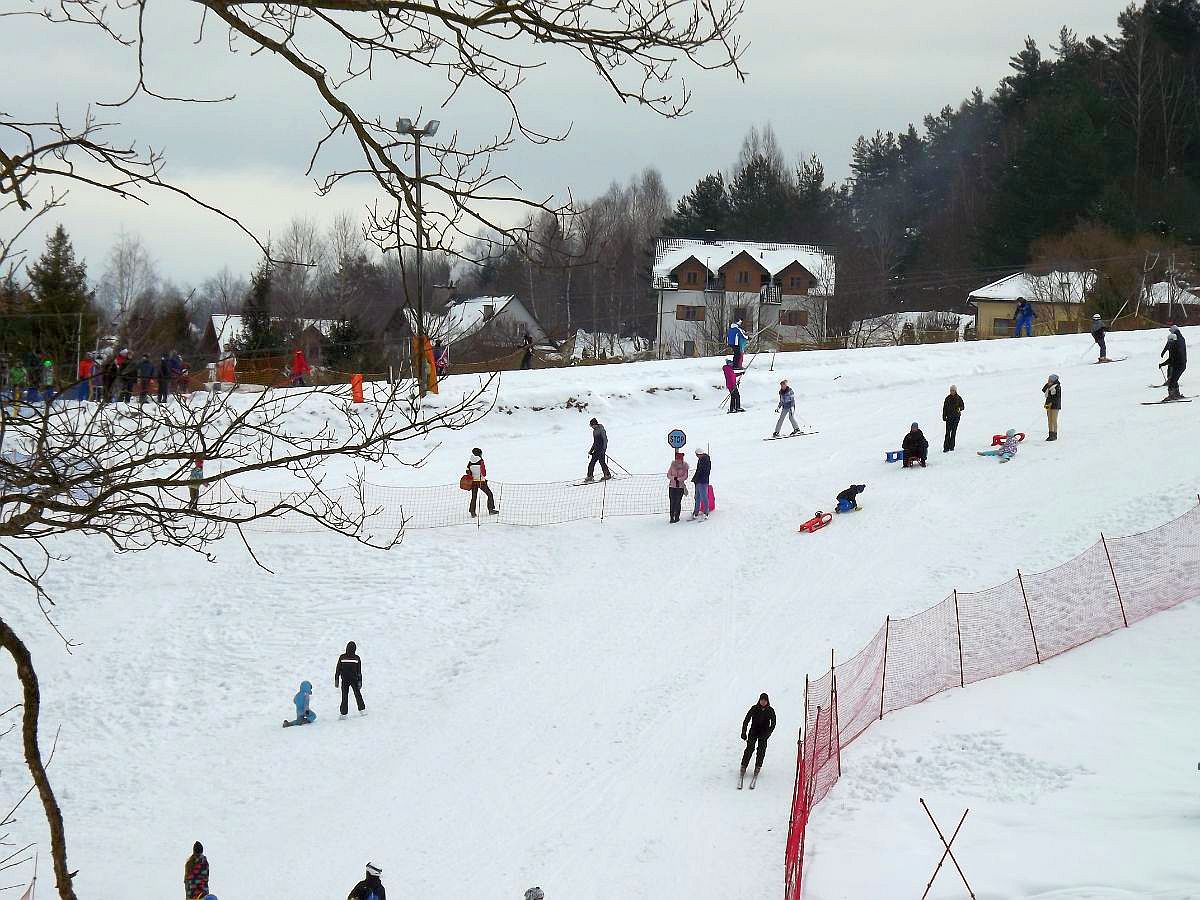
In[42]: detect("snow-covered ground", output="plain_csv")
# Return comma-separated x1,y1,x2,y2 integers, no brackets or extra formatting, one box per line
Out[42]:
3,327,1199,899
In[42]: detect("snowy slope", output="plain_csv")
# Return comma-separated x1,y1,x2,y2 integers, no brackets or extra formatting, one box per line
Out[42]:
4,326,1199,900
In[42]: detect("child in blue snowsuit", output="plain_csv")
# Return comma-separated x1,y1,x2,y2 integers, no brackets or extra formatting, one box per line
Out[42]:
289,680,316,726
727,320,748,369
1012,301,1035,337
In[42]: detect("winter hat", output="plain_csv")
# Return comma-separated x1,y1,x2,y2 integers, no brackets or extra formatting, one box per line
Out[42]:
674,451,684,461
346,641,356,654
366,863,382,877
1093,313,1102,320
471,447,482,456
949,384,957,392
910,421,919,429
759,692,770,703
589,417,598,426
1049,374,1059,383
43,359,52,366
1170,325,1181,334
1168,333,1178,341
1006,428,1016,437
193,841,204,855
300,680,312,692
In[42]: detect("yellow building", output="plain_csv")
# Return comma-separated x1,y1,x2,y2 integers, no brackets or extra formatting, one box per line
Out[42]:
968,270,1096,339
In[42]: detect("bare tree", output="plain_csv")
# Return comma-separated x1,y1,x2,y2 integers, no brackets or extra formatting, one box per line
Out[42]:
97,229,158,326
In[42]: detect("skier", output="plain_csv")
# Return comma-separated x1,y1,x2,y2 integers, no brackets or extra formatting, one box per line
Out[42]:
291,348,311,387
520,332,534,370
1041,373,1061,440
978,428,1020,463
739,692,776,789
335,640,366,717
348,863,386,900
941,385,964,452
286,680,316,726
1012,299,1035,337
727,319,748,369
691,448,711,520
666,450,689,523
137,354,156,404
901,422,928,468
835,484,866,512
1161,327,1187,400
184,841,209,899
773,379,800,436
466,448,498,517
188,457,204,509
722,362,744,413
585,418,612,482
1090,314,1109,361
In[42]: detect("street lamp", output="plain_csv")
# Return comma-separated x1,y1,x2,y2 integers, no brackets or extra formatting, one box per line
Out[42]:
397,117,440,397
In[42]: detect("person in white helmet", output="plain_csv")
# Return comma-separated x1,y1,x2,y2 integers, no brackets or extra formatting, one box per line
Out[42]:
1090,314,1109,362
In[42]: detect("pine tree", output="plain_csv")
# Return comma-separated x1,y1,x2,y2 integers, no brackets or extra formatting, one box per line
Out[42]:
664,173,730,237
231,254,281,353
25,225,97,372
727,154,793,240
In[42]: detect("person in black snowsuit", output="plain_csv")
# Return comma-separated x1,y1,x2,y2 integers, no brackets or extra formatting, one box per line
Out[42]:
941,386,964,452
585,417,611,482
1162,329,1187,400
335,640,366,717
902,422,928,468
835,484,866,512
740,692,776,784
348,863,386,900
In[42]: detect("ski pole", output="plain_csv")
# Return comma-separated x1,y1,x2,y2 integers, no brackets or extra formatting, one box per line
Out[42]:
606,456,633,477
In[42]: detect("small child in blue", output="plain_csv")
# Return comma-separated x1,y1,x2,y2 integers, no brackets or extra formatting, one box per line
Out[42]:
286,680,316,726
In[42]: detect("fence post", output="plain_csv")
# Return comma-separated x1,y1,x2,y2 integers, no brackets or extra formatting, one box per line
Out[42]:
831,669,842,776
953,589,964,687
879,616,890,720
1100,533,1129,628
1016,570,1041,664
600,476,607,522
802,674,809,741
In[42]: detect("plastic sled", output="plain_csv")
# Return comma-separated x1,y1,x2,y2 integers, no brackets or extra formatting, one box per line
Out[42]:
707,484,716,512
884,450,904,463
799,511,833,533
991,432,1025,446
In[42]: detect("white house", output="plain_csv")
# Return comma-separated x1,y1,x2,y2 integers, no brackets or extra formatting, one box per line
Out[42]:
406,294,550,363
967,270,1097,339
652,238,836,358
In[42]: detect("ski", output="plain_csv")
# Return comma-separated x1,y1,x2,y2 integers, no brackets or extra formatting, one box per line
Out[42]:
763,431,819,441
1148,383,1167,389
1141,398,1192,405
1094,357,1127,364
570,476,627,487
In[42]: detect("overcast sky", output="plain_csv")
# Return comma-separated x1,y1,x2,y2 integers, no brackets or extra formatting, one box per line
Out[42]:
3,0,1133,287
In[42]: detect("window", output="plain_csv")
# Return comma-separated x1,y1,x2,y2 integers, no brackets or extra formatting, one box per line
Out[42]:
780,309,809,327
675,305,706,321
992,317,1013,336
736,270,750,285
683,340,697,357
685,270,698,285
483,304,495,319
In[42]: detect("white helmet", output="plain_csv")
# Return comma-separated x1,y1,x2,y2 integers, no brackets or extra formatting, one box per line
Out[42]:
1093,314,1101,320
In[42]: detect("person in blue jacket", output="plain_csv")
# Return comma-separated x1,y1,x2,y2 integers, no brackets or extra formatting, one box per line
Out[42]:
727,320,748,368
287,680,316,726
1012,300,1036,337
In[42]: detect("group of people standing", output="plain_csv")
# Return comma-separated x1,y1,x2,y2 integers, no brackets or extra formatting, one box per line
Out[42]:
0,351,56,407
665,447,712,521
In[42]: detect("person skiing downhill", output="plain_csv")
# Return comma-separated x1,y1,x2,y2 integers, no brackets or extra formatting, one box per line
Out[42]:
739,692,776,790
585,418,612,481
335,641,366,717
1042,374,1061,440
723,362,744,413
666,451,689,523
1161,327,1187,400
348,863,386,900
184,841,209,899
691,448,711,519
286,680,316,726
902,422,929,468
835,484,866,512
467,448,498,517
773,380,800,437
727,320,748,369
978,428,1020,463
941,385,964,452
1090,314,1109,361
1013,299,1036,337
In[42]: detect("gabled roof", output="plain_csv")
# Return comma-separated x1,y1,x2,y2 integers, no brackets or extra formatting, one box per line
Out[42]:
968,270,1095,305
1143,281,1200,306
405,295,550,345
717,249,770,275
653,238,836,294
206,315,336,354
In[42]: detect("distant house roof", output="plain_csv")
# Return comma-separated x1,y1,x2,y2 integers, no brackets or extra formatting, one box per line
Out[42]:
652,238,836,294
968,270,1096,305
1143,281,1200,306
206,314,336,355
405,295,550,346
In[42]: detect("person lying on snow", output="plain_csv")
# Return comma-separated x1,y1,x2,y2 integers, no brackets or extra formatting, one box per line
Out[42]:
977,429,1021,463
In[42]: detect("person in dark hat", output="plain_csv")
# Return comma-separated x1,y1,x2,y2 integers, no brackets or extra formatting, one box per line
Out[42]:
184,841,209,899
335,641,366,717
902,422,928,468
584,417,611,482
349,862,386,900
738,692,776,789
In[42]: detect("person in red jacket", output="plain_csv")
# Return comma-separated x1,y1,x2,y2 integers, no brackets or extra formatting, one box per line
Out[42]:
78,353,96,401
290,348,311,387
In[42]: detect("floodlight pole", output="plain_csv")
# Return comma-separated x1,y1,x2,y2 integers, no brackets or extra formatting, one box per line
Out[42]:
398,118,440,398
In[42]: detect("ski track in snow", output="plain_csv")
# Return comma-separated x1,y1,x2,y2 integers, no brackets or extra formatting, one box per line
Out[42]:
2,327,1199,899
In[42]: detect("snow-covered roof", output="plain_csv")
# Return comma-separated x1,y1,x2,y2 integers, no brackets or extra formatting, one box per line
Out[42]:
969,271,1096,305
652,238,836,294
850,311,973,347
569,330,651,361
406,295,549,345
1143,281,1200,306
207,315,336,354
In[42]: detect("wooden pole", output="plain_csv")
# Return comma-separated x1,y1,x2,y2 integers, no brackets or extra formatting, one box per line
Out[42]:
879,616,890,719
919,799,975,900
953,590,965,687
1017,570,1041,664
1100,534,1129,628
831,653,842,775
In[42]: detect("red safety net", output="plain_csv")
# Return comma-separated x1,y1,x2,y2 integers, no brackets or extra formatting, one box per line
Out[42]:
783,501,1200,900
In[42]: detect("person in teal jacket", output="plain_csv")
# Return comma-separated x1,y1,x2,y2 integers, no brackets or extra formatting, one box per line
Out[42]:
288,680,316,726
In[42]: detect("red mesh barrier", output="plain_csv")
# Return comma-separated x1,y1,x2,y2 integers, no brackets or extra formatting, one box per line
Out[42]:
784,500,1200,900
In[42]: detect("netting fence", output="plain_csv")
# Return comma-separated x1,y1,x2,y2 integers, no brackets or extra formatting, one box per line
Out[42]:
210,473,667,536
784,499,1200,900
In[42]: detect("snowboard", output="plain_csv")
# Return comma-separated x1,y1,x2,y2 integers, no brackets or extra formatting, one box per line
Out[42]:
1141,398,1192,405
764,431,818,440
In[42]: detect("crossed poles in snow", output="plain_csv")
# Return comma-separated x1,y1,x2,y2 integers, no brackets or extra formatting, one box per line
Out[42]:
920,798,976,899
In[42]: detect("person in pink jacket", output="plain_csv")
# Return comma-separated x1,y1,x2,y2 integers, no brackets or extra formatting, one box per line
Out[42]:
666,451,689,523
723,362,744,413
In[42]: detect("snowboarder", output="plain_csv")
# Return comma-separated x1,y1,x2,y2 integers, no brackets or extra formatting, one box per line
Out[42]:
1041,374,1061,440
773,379,800,436
1161,327,1187,400
739,692,776,789
520,332,534,370
723,362,744,413
941,385,964,452
188,457,204,509
348,862,386,900
691,448,711,519
1012,299,1035,337
1090,314,1109,361
524,889,544,900
835,484,866,512
978,428,1020,462
287,680,316,726
137,354,156,404
184,841,209,899
902,422,929,468
466,448,498,517
585,418,612,481
291,348,311,387
727,319,748,369
335,640,366,717
666,450,689,523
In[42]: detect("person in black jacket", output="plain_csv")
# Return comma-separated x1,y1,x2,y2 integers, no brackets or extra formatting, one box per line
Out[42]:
348,862,385,900
157,353,172,402
835,484,866,512
691,448,712,519
941,385,964,452
335,641,366,717
902,422,928,468
1041,373,1061,440
584,417,611,482
1161,328,1187,400
136,354,156,404
117,353,137,403
739,692,776,788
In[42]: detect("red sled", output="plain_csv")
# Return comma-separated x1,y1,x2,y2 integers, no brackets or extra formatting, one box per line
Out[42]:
707,484,716,512
798,511,833,533
991,432,1025,446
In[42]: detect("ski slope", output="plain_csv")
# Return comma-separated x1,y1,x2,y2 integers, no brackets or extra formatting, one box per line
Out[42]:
3,326,1199,900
